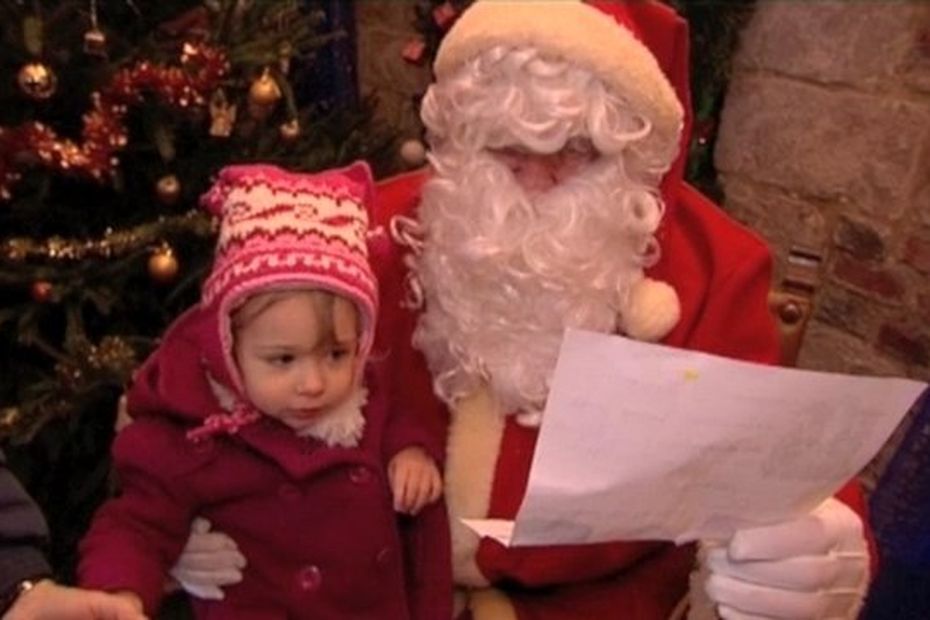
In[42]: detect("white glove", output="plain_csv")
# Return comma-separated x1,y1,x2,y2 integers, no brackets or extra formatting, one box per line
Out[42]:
699,498,869,620
170,517,246,600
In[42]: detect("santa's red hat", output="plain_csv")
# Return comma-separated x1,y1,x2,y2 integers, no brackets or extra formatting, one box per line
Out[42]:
434,0,685,163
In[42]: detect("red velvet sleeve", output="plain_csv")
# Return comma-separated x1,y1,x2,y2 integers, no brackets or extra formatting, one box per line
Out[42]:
78,420,198,615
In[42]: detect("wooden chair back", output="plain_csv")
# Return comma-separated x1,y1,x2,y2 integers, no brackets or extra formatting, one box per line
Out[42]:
767,246,823,367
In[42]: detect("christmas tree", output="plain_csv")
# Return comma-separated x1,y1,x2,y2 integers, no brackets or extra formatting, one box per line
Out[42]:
0,0,394,577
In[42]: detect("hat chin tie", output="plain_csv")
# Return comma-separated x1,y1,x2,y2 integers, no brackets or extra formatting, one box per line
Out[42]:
186,400,261,443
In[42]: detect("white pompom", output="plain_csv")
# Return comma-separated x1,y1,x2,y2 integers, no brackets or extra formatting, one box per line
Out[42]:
400,138,427,167
621,277,681,342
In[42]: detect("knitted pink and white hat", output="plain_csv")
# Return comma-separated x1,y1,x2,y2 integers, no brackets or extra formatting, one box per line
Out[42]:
199,161,378,393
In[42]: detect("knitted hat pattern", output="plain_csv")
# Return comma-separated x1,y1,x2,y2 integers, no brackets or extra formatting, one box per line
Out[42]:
200,161,378,394
434,0,684,160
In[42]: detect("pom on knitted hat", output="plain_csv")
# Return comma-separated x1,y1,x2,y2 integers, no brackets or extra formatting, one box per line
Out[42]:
200,161,378,391
434,0,684,158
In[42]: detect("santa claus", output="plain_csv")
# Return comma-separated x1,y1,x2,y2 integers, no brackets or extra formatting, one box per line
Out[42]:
172,1,873,618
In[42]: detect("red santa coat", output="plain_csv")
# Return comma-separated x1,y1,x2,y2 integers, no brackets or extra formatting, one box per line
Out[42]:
372,170,873,620
78,306,452,620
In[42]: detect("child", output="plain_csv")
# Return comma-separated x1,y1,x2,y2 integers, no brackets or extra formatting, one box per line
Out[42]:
78,162,449,619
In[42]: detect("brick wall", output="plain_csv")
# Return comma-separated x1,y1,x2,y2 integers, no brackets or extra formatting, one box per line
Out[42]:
716,2,930,383
715,2,930,488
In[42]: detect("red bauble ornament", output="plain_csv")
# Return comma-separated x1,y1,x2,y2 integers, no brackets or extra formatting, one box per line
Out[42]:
31,280,53,302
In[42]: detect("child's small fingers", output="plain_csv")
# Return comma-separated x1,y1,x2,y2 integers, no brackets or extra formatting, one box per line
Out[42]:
408,476,422,511
429,477,443,503
418,470,439,506
415,474,436,512
408,485,425,515
394,474,412,512
423,469,439,500
388,462,401,490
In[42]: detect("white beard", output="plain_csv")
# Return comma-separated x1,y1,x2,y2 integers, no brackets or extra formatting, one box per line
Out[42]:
412,151,661,418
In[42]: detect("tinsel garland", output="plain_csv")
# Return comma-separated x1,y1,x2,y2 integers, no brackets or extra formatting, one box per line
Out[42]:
0,42,229,200
1,210,215,263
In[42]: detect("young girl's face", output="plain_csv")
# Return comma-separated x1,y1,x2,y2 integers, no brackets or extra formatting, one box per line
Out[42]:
232,291,360,431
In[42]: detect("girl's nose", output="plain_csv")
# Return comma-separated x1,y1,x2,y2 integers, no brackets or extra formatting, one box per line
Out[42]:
297,365,325,396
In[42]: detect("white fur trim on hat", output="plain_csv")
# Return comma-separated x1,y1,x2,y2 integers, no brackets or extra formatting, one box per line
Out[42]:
434,0,683,155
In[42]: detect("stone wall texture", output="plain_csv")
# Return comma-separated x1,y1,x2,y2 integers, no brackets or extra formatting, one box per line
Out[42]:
715,1,930,487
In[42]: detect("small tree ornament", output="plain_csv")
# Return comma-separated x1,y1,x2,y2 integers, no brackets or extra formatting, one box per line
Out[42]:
30,280,53,303
17,62,57,100
148,244,179,283
278,41,294,75
247,68,282,120
84,28,108,57
209,90,237,138
0,408,20,435
155,174,181,206
83,0,107,57
400,138,427,168
279,119,300,142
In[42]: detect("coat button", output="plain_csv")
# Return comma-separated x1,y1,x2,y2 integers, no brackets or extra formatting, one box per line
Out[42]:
277,483,301,501
296,565,322,592
375,546,393,566
348,465,373,484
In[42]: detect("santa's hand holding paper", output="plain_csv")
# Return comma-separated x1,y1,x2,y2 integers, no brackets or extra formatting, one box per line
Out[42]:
692,498,869,620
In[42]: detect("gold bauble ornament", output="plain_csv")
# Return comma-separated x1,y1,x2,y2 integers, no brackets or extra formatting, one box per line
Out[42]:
279,119,300,142
0,407,20,434
247,68,282,120
96,335,137,377
17,62,57,100
30,280,53,303
148,246,179,283
155,175,181,206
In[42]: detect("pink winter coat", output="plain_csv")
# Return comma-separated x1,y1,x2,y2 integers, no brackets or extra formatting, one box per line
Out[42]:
78,304,452,620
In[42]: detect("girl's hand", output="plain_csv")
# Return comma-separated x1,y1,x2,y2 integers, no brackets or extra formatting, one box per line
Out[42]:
388,447,443,515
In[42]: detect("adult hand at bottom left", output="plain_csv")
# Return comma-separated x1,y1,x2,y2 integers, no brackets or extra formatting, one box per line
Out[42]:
2,579,147,620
